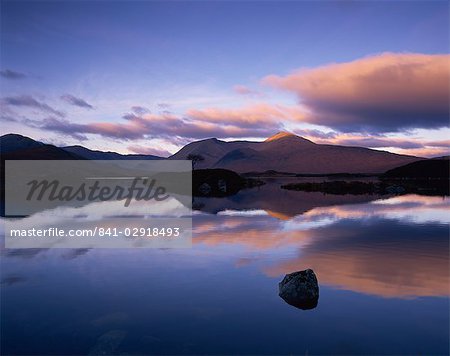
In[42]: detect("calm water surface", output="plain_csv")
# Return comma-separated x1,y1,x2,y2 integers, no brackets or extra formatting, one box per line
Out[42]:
1,182,449,355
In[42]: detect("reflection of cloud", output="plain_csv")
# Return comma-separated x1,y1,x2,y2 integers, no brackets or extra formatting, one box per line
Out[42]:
193,195,449,299
2,194,447,299
264,53,450,132
194,215,311,250
303,195,450,225
194,213,449,298
264,218,449,299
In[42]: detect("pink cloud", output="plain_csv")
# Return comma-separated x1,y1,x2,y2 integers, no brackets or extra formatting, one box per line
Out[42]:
40,107,285,141
18,52,449,157
38,105,449,158
187,103,305,128
263,53,450,132
233,85,263,97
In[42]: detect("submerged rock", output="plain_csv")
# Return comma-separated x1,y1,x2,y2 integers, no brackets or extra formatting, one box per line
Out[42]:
88,330,127,355
278,269,319,310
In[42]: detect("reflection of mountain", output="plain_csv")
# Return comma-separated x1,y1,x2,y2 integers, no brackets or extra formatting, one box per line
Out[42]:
170,131,421,174
194,178,380,218
193,195,450,299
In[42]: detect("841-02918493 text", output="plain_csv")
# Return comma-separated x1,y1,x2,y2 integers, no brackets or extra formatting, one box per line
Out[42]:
8,226,182,238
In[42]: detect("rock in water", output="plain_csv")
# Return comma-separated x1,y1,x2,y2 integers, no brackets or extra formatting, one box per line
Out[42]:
278,269,319,310
88,330,127,355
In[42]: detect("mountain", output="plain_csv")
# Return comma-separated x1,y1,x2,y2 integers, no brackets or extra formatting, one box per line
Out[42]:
1,132,424,174
0,134,83,160
1,133,45,153
1,134,84,210
0,134,163,161
63,145,163,160
170,131,423,174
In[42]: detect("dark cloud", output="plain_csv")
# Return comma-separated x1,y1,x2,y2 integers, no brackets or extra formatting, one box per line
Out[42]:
0,69,26,79
0,115,17,122
1,95,64,117
0,102,18,122
60,94,94,109
131,106,150,115
426,140,450,148
157,103,171,110
39,117,88,141
293,129,337,140
1,275,27,286
264,53,450,133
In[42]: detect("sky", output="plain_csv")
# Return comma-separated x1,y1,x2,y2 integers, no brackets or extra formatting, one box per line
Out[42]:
1,0,449,157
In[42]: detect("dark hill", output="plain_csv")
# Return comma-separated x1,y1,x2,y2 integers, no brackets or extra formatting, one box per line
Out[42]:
1,134,83,160
63,145,163,160
383,159,449,179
